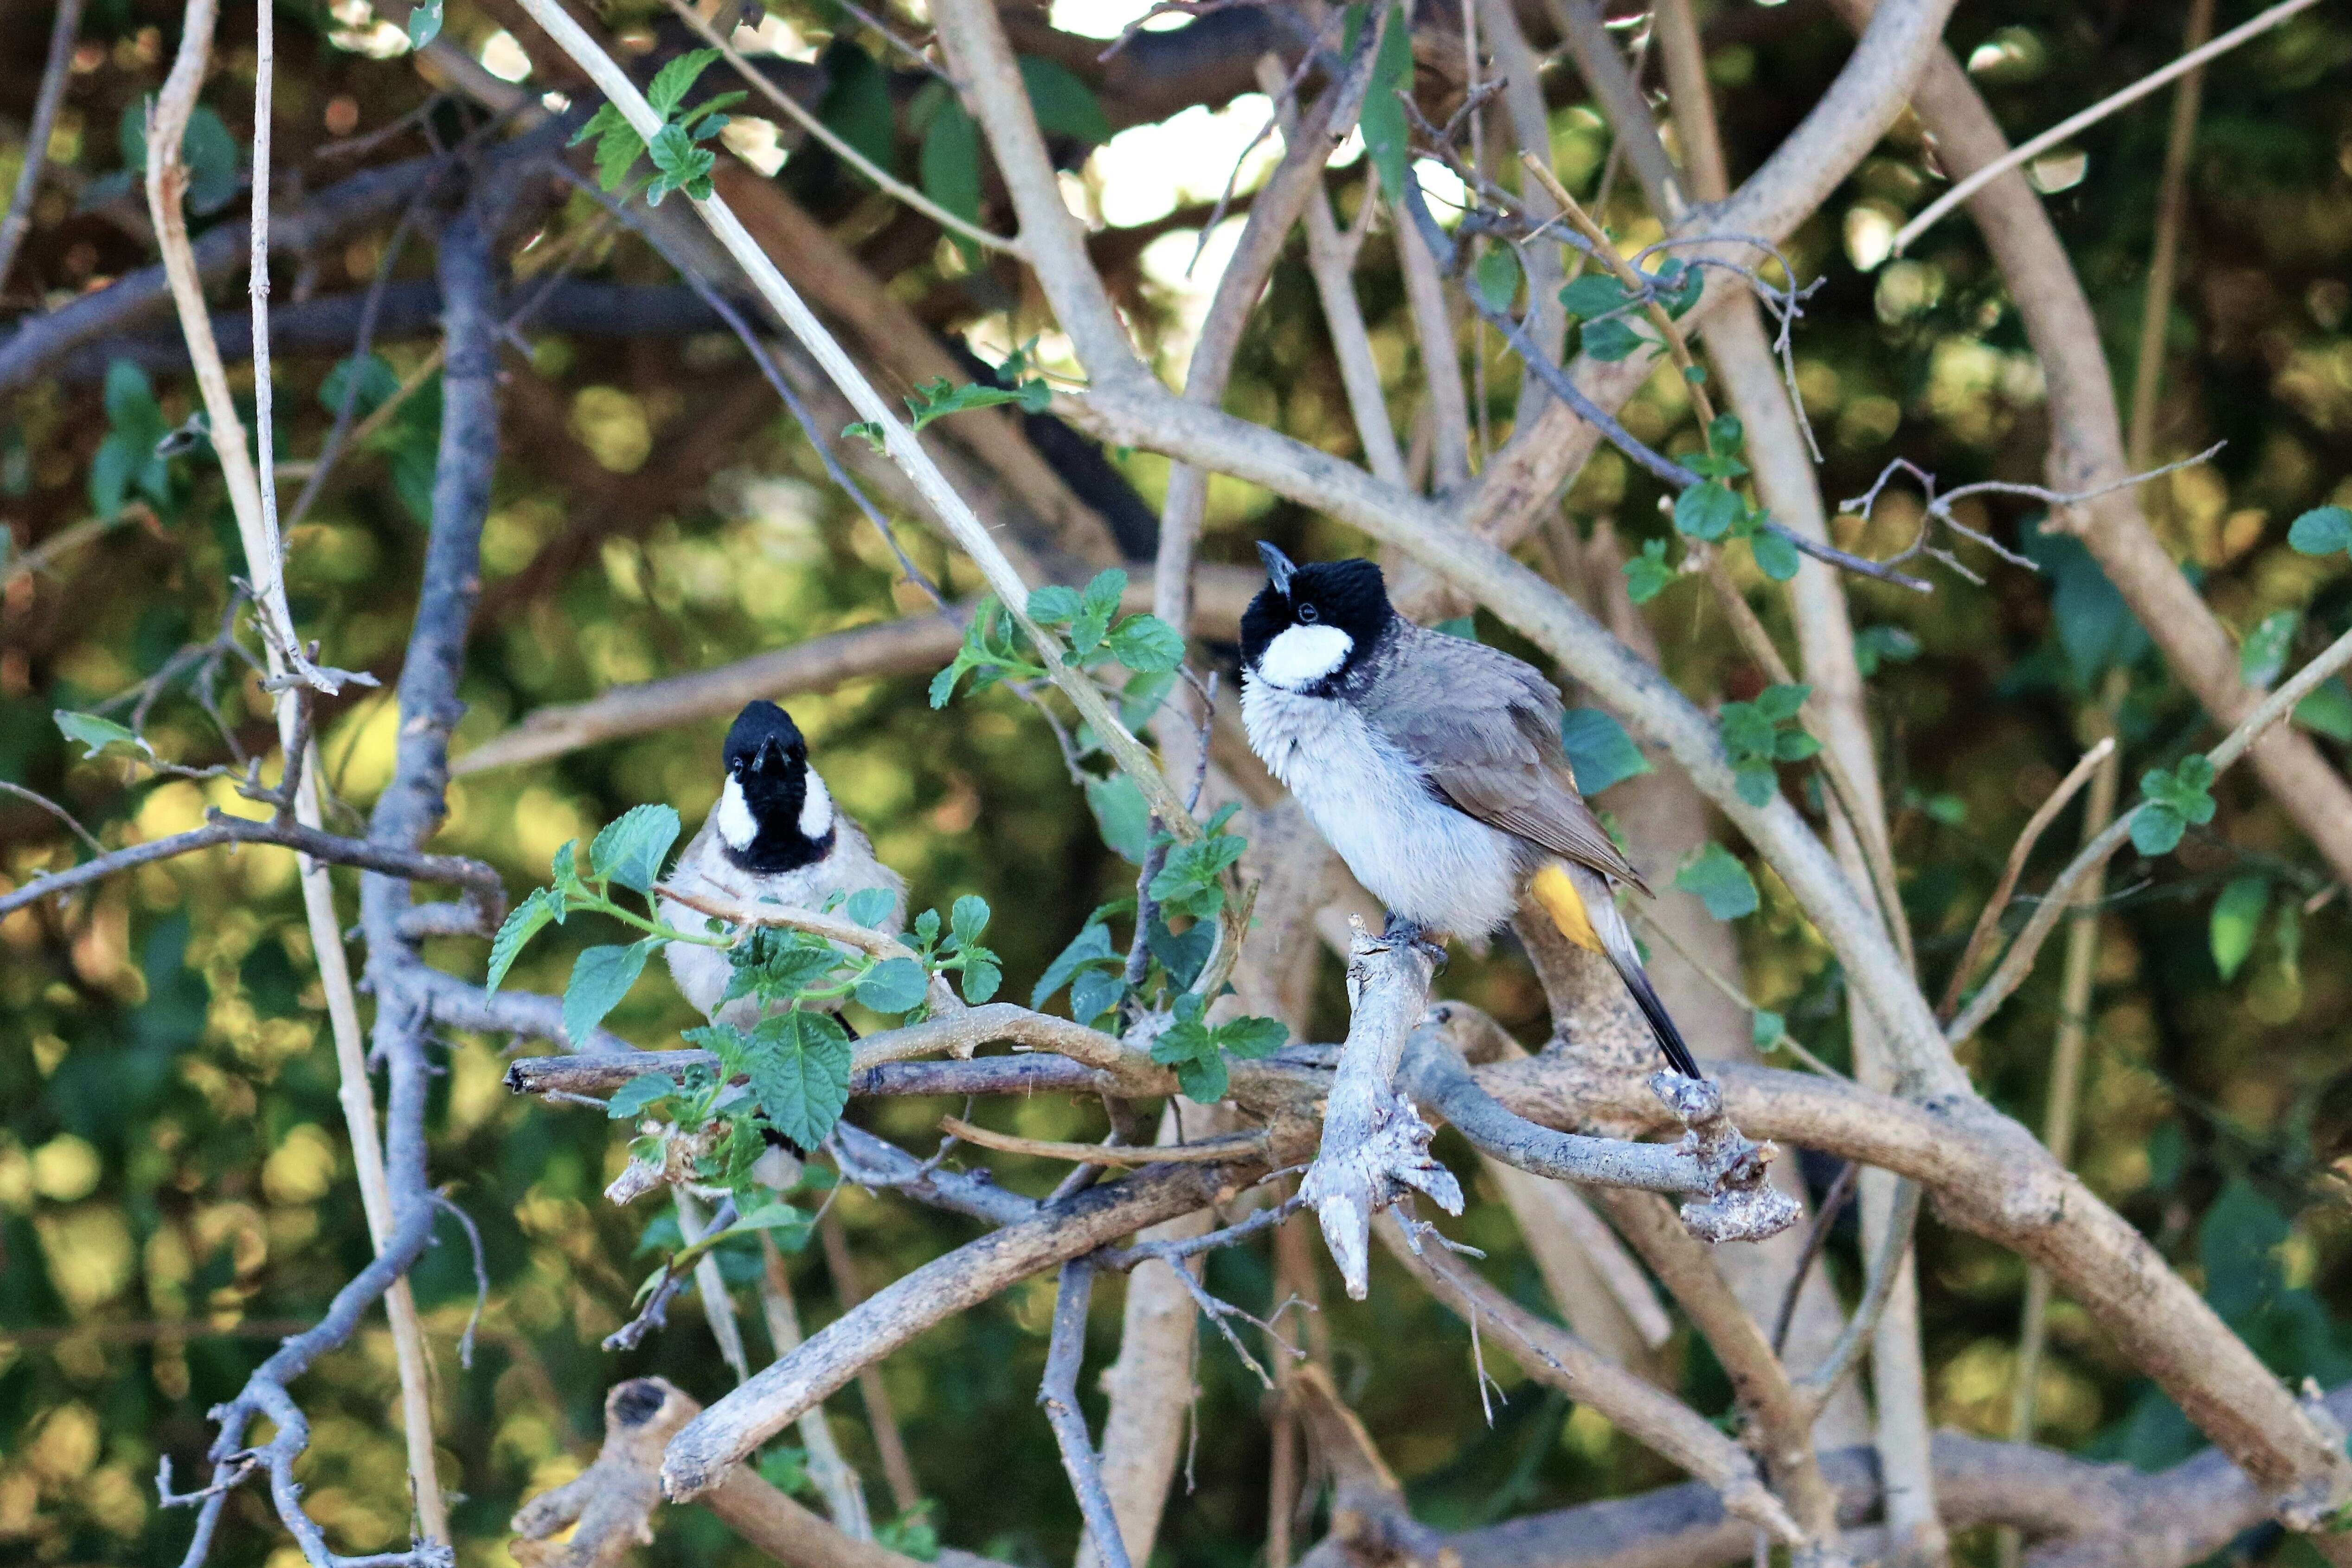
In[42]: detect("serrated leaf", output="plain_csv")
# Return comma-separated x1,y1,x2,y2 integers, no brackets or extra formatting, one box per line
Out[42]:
607,1071,679,1120
594,118,646,192
53,708,150,759
742,1010,854,1150
854,956,929,1014
2210,874,2269,982
1172,1054,1229,1102
591,803,682,894
648,48,723,118
1215,1015,1288,1060
487,887,556,992
1146,913,1212,992
1672,481,1742,542
1754,683,1811,721
565,940,655,1044
1676,842,1759,920
1559,707,1650,794
1028,584,1082,624
958,950,1002,1003
2239,610,2300,689
2287,505,2352,557
1105,613,1184,672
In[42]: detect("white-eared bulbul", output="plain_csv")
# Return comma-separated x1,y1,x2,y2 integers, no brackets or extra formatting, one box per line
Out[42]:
659,700,906,1030
1239,543,1703,1079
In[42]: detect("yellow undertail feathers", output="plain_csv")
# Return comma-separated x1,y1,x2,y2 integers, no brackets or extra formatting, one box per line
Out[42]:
1529,861,1603,954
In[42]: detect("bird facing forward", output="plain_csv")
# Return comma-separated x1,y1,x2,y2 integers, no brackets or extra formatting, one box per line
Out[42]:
1238,543,1702,1079
658,700,906,1030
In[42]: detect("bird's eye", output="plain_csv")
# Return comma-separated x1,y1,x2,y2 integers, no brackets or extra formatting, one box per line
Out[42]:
1298,603,1319,623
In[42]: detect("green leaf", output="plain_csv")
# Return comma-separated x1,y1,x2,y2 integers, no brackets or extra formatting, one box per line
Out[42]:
565,940,655,1044
818,42,898,174
487,887,558,992
724,931,842,1009
1557,274,1627,321
950,894,991,949
648,48,724,118
1853,625,1921,677
180,106,240,213
1105,613,1185,673
1676,842,1759,920
551,838,587,905
1121,668,1178,729
89,434,134,519
53,708,149,759
1705,413,1745,460
1733,762,1779,807
1559,707,1651,794
1149,811,1247,919
1085,774,1153,864
320,353,402,419
2239,610,2300,689
1581,316,1645,362
407,0,443,47
854,957,929,1014
1750,528,1801,582
645,122,716,204
607,1072,679,1121
1657,257,1704,318
1750,1009,1786,1049
1070,965,1127,1025
741,1010,854,1150
2130,757,2214,857
1145,913,1212,991
2210,874,2269,982
1623,538,1674,604
1754,682,1809,720
1018,55,1111,143
103,358,163,440
2024,529,2149,688
595,120,646,192
732,1200,813,1236
1034,921,1118,1008
2130,804,2189,857
2295,678,2352,740
902,376,1046,433
844,886,899,931
1071,568,1127,656
1360,3,1414,202
758,1445,811,1497
1028,584,1082,624
958,949,1002,1004
1214,1015,1288,1060
591,803,682,894
919,97,983,229
1473,247,1521,313
2287,505,2352,557
1672,482,1742,542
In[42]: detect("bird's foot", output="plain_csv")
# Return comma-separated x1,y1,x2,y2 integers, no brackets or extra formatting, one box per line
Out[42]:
1379,913,1450,970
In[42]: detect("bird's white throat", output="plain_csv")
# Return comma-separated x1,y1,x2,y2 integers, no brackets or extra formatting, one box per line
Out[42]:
798,770,834,840
1257,624,1354,689
717,776,758,849
718,770,835,848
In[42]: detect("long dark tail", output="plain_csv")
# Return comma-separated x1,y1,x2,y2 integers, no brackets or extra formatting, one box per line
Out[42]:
1605,950,1704,1080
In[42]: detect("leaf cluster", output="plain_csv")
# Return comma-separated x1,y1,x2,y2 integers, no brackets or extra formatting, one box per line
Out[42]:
1717,682,1819,807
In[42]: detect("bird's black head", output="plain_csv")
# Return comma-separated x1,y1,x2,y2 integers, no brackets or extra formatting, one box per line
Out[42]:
1240,543,1393,694
717,700,835,873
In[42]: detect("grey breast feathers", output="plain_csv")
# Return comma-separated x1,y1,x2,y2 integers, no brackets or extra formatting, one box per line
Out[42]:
1356,622,1649,894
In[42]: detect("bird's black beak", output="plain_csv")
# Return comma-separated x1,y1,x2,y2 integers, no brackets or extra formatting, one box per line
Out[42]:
755,738,787,773
1257,540,1297,598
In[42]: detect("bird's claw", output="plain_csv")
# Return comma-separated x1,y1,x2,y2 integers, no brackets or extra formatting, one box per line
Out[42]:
1378,913,1449,970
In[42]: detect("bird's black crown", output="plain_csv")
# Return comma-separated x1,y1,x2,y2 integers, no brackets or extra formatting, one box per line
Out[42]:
1240,546,1393,681
724,700,806,776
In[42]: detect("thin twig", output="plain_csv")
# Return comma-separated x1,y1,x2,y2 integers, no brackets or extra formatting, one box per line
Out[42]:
1796,1177,1923,1417
1041,1263,1134,1568
1769,1160,1858,1357
0,780,107,856
1938,736,2115,1021
0,0,85,298
940,1116,1271,1165
1894,0,2324,254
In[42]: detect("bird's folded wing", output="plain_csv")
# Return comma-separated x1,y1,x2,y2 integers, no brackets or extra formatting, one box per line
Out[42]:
1368,630,1651,895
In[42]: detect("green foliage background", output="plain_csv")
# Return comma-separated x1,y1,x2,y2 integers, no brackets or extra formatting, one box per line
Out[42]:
3,0,2352,1564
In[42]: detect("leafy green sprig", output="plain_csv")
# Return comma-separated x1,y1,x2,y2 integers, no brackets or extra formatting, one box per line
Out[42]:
929,568,1184,708
570,49,745,205
1717,683,1820,806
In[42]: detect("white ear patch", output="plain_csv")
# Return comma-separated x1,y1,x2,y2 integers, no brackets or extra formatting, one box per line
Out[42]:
717,776,758,849
1257,624,1354,690
798,770,834,840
